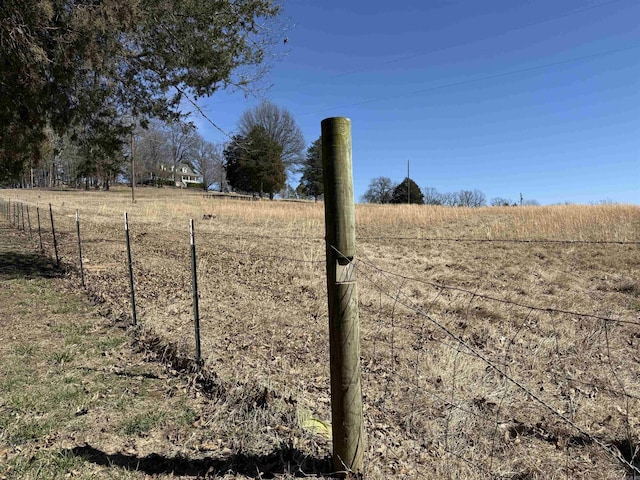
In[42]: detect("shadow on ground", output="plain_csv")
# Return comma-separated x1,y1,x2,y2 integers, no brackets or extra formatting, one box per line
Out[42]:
0,251,60,280
0,223,60,280
67,444,332,479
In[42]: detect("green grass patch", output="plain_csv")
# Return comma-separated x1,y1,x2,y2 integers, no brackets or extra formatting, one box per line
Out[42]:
119,411,165,436
8,416,58,444
48,349,75,366
13,343,38,356
0,449,90,480
93,335,128,352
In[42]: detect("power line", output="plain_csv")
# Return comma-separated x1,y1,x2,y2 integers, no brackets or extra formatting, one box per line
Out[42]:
177,0,632,117
300,45,640,117
321,0,631,81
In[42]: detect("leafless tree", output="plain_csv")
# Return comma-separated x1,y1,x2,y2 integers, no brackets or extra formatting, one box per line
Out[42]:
423,186,444,205
192,136,225,190
455,189,486,207
238,101,305,173
491,197,514,206
361,176,397,203
134,122,171,184
165,121,198,181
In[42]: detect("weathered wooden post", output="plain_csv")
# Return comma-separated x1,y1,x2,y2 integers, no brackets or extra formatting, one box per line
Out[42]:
321,117,364,475
19,202,25,231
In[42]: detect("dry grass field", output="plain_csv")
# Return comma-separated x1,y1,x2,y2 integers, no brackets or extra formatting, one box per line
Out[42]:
1,186,639,479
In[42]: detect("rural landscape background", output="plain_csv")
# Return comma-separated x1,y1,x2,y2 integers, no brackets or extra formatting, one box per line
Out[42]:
1,187,638,479
2,0,639,477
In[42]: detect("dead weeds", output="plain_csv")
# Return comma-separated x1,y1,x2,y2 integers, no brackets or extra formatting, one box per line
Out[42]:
1,188,639,479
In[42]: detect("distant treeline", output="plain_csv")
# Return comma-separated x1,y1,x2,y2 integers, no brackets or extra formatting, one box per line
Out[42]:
360,176,539,206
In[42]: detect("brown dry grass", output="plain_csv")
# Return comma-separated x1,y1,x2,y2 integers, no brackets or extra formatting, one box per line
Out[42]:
1,186,639,479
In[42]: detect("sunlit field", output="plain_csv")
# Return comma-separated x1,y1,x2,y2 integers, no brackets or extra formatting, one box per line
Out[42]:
2,186,639,479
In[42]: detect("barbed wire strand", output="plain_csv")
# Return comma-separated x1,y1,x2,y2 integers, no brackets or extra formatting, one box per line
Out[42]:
329,244,640,474
11,200,638,245
357,236,640,245
489,307,534,473
354,252,640,327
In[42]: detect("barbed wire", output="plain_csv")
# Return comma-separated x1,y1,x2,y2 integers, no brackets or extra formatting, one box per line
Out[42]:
354,250,640,327
207,243,325,266
329,243,640,474
3,201,638,474
2,205,636,328
7,199,638,245
195,231,325,242
357,236,640,245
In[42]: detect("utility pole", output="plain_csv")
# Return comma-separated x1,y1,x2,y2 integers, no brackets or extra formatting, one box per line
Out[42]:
130,129,136,204
407,159,410,205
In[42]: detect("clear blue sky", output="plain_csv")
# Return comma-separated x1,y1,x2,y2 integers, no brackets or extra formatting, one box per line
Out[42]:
192,0,639,205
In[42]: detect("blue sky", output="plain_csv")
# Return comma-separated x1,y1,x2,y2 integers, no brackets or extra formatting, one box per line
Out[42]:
192,0,639,205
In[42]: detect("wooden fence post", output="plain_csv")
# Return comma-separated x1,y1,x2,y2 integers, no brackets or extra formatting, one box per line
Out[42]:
321,117,364,475
19,202,25,231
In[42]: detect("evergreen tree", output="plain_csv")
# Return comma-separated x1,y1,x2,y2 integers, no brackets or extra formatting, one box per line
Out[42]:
298,137,323,200
1,0,283,183
390,177,424,204
224,126,285,198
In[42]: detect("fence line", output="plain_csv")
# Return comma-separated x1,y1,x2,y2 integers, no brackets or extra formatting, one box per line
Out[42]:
329,244,640,474
357,236,640,245
33,202,638,246
0,196,638,477
353,250,640,327
164,230,640,246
